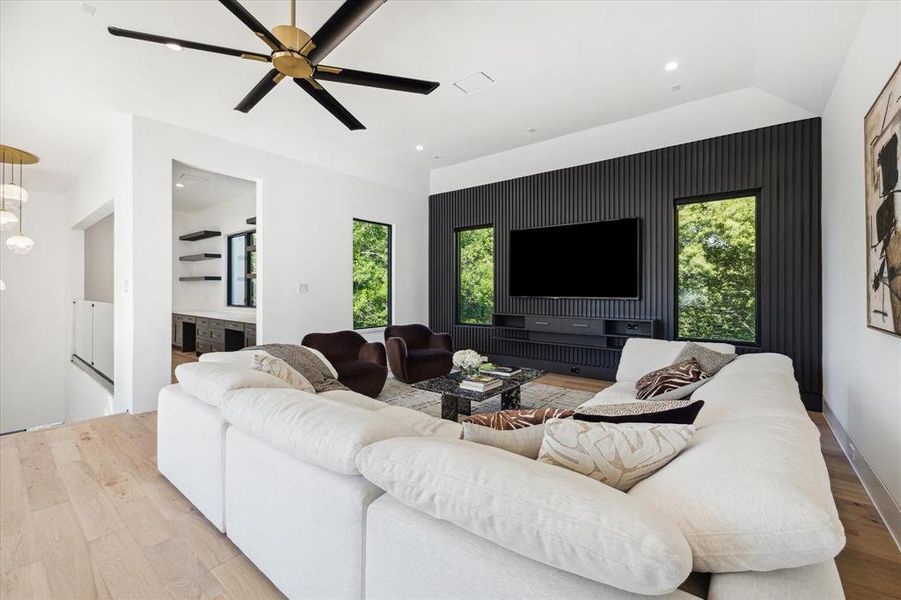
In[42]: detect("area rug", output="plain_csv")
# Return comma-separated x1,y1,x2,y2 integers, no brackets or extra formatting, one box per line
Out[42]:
376,377,596,421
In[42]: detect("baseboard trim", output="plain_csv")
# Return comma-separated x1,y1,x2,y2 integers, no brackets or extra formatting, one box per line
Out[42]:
822,400,901,550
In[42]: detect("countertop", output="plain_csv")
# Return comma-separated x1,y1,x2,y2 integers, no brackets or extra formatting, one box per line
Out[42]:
173,309,256,324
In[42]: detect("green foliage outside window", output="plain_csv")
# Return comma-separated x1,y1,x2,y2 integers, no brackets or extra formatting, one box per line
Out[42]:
457,227,494,324
353,219,391,329
677,196,757,343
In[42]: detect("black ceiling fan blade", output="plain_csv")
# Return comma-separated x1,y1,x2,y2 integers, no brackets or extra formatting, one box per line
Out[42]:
305,0,385,65
235,69,284,113
314,66,439,94
294,78,365,130
108,27,271,62
218,0,284,52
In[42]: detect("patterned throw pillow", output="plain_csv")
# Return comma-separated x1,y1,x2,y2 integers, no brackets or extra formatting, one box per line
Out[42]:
463,408,575,459
538,419,695,491
635,358,707,400
574,399,704,424
251,354,316,394
464,407,575,430
673,342,737,375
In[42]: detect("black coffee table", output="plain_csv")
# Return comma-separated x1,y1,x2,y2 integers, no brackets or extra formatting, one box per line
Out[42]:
412,368,546,421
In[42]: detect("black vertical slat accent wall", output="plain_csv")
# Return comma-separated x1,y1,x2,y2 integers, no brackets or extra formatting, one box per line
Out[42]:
429,118,823,410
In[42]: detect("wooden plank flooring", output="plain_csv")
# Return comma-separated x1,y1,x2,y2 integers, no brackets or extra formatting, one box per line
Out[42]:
0,414,283,600
1,377,899,599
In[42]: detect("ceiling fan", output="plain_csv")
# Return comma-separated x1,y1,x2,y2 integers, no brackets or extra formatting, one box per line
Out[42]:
108,0,439,130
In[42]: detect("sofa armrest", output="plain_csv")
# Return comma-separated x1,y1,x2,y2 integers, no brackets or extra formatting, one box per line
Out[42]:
428,332,453,352
359,341,387,367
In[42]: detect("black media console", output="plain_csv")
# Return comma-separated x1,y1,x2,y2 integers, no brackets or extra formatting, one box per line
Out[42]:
492,313,660,352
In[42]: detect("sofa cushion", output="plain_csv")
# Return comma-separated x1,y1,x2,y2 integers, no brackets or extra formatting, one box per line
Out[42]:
335,360,386,378
574,399,705,424
318,390,463,440
199,350,262,368
406,348,453,362
303,346,339,378
616,339,736,383
464,407,575,430
538,419,695,491
222,388,417,474
251,353,316,394
175,362,292,407
635,359,708,400
356,437,692,595
673,342,737,375
628,416,845,572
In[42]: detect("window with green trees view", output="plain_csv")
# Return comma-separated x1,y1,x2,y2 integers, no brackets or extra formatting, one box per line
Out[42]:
352,219,392,329
676,194,758,343
457,226,494,324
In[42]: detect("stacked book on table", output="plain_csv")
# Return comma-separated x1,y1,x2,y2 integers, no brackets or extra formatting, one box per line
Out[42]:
460,374,502,393
479,364,522,378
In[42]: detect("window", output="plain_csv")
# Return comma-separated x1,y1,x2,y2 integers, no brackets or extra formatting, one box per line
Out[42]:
456,226,494,325
352,219,392,329
675,194,758,344
228,230,256,307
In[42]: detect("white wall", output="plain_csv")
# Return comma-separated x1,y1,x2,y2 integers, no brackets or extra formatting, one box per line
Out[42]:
430,87,814,194
0,191,79,432
84,213,114,303
172,193,256,318
70,117,133,416
822,0,901,515
130,116,429,413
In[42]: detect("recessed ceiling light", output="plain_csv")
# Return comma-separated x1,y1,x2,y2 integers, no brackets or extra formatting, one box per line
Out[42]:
175,182,184,188
166,42,183,52
664,61,679,72
415,144,424,151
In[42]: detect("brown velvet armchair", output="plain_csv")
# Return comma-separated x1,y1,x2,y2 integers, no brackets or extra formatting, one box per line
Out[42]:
384,324,454,384
301,330,387,398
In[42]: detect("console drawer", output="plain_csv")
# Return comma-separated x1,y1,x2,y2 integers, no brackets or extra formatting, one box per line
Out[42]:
210,329,224,342
197,327,211,340
525,316,561,332
197,318,211,328
224,321,245,332
561,318,603,335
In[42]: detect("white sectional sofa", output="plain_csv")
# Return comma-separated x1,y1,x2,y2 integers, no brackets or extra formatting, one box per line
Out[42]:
157,340,846,599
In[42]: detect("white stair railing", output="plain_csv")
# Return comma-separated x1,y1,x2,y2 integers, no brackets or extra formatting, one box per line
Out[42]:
73,300,114,381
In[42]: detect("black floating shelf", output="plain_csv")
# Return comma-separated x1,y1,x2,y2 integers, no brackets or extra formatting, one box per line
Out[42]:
179,253,221,262
178,276,222,281
246,216,256,225
179,230,221,242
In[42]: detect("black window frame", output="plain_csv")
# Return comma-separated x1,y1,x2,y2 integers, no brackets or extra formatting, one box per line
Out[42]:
673,190,761,347
352,218,393,330
227,229,256,308
455,224,495,327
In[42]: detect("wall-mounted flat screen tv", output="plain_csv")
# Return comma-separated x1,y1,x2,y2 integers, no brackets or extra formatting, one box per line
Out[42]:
509,218,640,298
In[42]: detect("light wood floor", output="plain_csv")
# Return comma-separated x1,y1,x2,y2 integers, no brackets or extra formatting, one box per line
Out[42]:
1,377,898,599
171,349,199,384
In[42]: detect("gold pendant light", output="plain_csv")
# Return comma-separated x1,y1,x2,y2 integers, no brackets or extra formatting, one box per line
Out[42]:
1,145,38,255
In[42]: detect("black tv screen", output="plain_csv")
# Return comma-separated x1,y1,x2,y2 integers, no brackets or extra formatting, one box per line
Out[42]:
509,218,640,298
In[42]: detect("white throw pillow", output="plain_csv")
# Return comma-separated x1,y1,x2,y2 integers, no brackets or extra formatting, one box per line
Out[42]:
538,419,694,491
251,353,316,394
174,362,292,407
302,346,339,378
356,437,692,595
198,350,261,368
462,422,548,458
628,416,845,572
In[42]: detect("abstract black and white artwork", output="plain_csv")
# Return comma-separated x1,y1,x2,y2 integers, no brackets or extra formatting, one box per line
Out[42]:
865,62,901,337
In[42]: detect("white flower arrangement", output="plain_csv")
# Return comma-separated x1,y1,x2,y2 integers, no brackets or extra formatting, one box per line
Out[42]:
453,349,482,371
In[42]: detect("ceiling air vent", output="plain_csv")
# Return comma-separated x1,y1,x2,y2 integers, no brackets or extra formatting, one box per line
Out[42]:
454,72,495,95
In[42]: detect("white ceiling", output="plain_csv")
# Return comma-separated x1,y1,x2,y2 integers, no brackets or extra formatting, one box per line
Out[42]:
0,1,867,194
172,160,256,213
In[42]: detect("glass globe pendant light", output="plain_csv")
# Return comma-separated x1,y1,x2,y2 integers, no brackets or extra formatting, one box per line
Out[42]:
3,156,34,255
0,161,18,230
